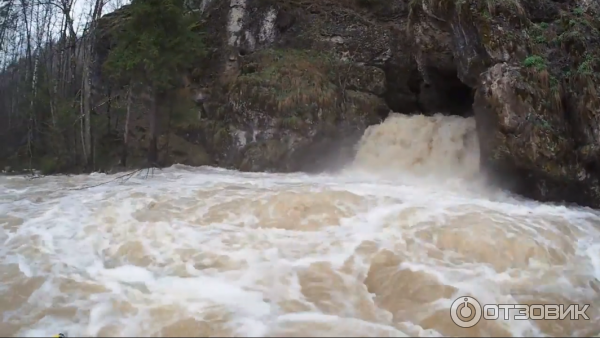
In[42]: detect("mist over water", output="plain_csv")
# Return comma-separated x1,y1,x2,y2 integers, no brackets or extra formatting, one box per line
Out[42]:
1,113,600,337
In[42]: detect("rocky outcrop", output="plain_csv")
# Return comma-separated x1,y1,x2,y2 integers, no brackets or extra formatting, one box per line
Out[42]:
179,0,401,172
93,0,600,208
201,49,387,172
91,0,478,174
408,0,600,206
175,0,482,172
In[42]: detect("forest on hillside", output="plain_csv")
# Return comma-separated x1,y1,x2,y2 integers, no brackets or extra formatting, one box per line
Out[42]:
0,0,205,174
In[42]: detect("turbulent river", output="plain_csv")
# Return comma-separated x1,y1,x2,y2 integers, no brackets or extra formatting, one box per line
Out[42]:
2,113,600,337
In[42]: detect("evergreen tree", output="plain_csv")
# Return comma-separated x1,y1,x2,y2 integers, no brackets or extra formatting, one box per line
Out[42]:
103,0,204,166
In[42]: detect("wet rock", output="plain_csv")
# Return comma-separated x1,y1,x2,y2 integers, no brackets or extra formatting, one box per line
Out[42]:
409,0,600,207
200,48,386,172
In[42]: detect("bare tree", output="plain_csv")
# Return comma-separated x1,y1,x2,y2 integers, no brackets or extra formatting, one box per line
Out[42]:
0,0,200,175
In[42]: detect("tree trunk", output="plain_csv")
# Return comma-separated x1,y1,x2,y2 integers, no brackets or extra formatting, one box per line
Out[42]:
81,41,92,168
122,83,132,167
147,86,159,166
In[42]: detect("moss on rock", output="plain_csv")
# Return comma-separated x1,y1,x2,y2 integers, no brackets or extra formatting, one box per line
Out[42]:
231,49,340,120
199,47,386,172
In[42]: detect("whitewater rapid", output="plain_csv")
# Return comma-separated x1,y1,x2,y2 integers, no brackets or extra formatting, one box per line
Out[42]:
1,113,600,337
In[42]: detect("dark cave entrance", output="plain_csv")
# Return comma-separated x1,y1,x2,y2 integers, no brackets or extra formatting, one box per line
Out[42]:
384,64,475,118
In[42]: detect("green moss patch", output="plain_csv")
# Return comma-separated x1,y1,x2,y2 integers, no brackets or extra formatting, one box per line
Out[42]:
230,49,341,119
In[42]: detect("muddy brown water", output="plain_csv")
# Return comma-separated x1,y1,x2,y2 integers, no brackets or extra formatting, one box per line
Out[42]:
1,113,599,337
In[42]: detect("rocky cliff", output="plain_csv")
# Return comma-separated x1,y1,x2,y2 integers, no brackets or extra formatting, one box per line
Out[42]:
94,0,600,207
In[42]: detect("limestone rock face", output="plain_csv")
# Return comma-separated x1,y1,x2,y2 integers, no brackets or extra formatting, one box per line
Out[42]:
160,0,401,172
93,0,600,208
408,0,600,206
192,48,388,172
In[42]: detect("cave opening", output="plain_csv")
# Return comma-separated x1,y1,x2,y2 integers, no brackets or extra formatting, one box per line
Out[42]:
413,66,474,117
384,64,474,119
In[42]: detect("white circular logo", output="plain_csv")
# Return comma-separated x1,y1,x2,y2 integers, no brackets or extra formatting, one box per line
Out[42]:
450,296,482,328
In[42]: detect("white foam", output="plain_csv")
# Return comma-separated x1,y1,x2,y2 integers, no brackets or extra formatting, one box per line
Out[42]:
1,114,600,336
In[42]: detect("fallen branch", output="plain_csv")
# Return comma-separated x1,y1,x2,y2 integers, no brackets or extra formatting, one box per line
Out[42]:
25,173,44,180
67,167,145,190
144,162,163,179
67,164,165,191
